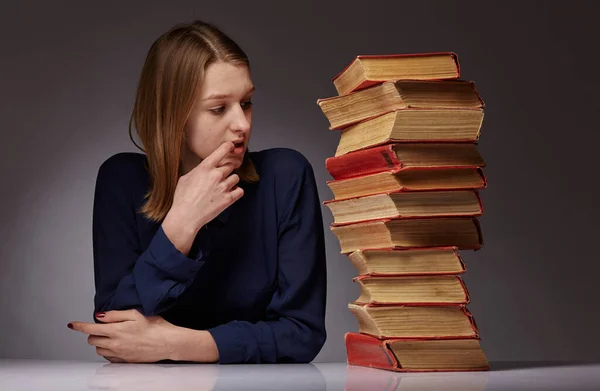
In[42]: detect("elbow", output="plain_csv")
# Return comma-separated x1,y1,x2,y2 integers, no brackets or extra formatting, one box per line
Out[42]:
305,328,327,363
288,325,327,363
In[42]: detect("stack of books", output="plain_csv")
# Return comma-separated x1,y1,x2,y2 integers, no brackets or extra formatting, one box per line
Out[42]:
316,52,490,372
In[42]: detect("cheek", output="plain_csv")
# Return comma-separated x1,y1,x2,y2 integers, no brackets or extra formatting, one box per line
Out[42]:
188,134,219,160
186,120,221,159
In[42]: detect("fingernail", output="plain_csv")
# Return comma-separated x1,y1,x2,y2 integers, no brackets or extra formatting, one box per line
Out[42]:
67,323,73,329
96,312,105,318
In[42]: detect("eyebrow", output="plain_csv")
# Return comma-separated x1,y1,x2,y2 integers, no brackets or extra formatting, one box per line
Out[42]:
202,86,255,101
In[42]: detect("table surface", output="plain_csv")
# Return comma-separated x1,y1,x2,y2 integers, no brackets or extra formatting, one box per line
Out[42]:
1,360,599,391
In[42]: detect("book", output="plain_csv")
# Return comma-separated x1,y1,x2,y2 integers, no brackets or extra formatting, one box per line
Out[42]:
331,217,483,254
347,247,466,276
354,275,470,305
317,80,484,130
328,143,486,179
324,190,483,225
348,303,479,338
335,109,484,156
319,51,490,374
327,167,486,200
332,52,460,96
345,332,490,372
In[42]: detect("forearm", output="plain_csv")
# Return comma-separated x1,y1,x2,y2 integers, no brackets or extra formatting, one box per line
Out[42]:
95,226,206,316
167,324,219,363
161,209,204,257
207,317,325,363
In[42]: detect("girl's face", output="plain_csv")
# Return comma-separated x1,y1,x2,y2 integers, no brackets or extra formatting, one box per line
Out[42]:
182,61,254,174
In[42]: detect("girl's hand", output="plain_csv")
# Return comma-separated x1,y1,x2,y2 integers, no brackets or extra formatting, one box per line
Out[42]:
171,141,244,231
68,310,177,363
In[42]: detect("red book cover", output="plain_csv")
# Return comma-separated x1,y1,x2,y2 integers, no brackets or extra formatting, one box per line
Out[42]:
346,332,401,371
326,144,402,180
326,144,484,180
345,332,490,372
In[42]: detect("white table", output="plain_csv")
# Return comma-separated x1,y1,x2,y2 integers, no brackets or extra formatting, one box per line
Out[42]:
1,360,599,390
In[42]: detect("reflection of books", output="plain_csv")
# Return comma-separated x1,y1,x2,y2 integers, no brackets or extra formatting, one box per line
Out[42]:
346,332,489,372
344,364,489,391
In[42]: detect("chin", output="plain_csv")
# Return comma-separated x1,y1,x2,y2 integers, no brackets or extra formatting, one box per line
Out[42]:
227,157,244,169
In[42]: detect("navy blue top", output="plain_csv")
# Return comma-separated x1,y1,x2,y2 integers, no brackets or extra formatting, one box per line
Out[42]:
92,148,327,364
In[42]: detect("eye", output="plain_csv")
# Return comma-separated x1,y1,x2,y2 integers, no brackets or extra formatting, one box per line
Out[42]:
209,106,225,115
241,100,253,110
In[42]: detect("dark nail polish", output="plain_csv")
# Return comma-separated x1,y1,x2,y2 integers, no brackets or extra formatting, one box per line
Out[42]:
67,323,73,329
96,312,105,318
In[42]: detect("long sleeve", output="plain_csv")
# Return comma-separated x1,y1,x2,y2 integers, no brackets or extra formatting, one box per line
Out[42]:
92,154,205,317
207,151,327,363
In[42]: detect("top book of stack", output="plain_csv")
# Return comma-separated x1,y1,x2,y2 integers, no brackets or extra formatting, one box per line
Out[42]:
332,52,461,96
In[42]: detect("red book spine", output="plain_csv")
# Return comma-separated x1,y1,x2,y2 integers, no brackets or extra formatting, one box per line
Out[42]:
325,167,488,191
345,332,490,372
326,145,400,180
345,332,400,370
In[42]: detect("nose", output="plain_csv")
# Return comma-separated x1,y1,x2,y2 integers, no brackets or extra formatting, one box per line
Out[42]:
230,104,251,134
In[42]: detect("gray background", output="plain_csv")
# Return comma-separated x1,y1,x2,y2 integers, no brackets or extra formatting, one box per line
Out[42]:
1,0,599,363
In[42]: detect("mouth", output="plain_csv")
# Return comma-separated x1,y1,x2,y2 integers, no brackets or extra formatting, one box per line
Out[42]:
231,140,245,155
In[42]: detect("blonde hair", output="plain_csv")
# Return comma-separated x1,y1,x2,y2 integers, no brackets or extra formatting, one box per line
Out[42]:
129,20,259,223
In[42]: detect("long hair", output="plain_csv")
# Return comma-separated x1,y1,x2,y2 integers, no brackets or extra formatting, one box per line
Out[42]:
129,20,259,223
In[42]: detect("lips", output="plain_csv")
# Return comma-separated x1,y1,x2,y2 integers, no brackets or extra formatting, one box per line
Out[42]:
229,139,246,155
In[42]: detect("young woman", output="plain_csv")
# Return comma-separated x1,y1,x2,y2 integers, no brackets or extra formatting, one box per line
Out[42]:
68,20,327,364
